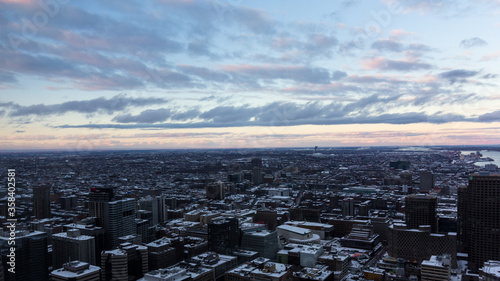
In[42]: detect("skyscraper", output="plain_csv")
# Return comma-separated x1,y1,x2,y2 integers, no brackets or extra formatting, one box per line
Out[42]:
208,217,239,255
419,171,436,192
89,188,136,249
108,198,136,249
0,231,49,281
405,194,437,233
33,185,51,219
458,173,500,272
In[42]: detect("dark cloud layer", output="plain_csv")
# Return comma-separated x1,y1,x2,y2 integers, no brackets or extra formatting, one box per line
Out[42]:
438,69,479,84
2,95,167,117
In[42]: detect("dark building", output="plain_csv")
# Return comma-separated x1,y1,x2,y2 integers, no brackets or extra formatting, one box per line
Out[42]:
341,198,354,218
33,185,51,219
251,158,262,168
208,217,239,255
389,161,410,170
255,210,278,231
89,188,136,249
405,194,437,233
458,173,500,272
387,224,457,267
340,223,380,250
60,195,78,210
419,171,436,191
1,231,49,281
146,238,177,271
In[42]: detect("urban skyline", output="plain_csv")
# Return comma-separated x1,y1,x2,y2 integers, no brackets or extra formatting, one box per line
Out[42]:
1,0,500,150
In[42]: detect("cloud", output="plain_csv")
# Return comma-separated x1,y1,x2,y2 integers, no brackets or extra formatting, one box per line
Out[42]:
481,73,497,79
480,51,500,61
55,110,471,130
478,110,500,122
200,105,261,123
371,40,404,52
0,70,17,83
2,95,167,117
113,108,202,123
438,69,479,84
363,57,432,71
54,94,476,129
113,108,173,123
178,65,231,82
222,64,335,84
459,37,487,48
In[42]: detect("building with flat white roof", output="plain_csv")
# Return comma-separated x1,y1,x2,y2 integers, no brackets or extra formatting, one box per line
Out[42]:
51,261,100,281
52,229,96,269
277,225,320,244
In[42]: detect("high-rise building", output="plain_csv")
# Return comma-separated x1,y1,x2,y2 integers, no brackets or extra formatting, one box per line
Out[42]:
63,223,105,267
208,217,239,255
88,187,114,228
89,188,136,250
341,198,354,218
51,261,100,281
0,230,49,281
241,230,280,259
405,194,437,233
138,195,168,225
33,185,51,219
52,229,96,269
108,198,136,249
101,243,148,281
420,171,436,192
255,210,279,231
458,173,500,272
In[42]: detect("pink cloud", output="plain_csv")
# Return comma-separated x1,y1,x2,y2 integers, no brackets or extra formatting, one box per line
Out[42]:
480,51,500,61
390,29,414,39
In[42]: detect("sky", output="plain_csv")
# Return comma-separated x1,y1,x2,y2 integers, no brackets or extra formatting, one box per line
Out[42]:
1,0,500,151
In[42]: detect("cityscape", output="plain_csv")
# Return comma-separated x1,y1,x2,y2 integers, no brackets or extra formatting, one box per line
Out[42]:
0,146,500,280
1,0,500,280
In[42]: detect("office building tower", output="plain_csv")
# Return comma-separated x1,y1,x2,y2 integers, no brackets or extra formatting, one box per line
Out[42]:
33,185,51,219
405,194,437,233
63,223,105,267
108,198,136,249
146,238,179,270
252,167,263,185
205,182,225,200
0,231,49,281
241,230,280,259
52,229,96,268
90,188,136,250
60,195,78,210
101,243,148,281
458,173,500,272
88,187,114,228
420,171,436,192
251,158,263,168
51,261,100,281
341,198,354,218
255,210,278,231
208,217,239,255
138,196,167,225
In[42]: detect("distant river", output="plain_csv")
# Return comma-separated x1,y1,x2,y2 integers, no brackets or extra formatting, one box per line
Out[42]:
461,150,500,167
